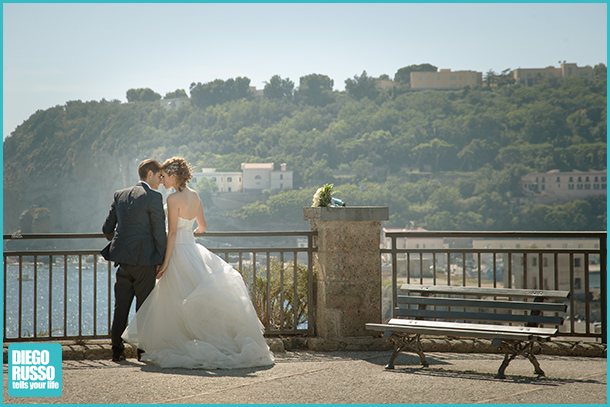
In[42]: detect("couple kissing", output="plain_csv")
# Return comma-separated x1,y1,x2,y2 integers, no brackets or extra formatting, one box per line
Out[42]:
101,157,274,369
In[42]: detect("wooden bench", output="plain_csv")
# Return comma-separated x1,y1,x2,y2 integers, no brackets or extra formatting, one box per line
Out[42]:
366,284,570,379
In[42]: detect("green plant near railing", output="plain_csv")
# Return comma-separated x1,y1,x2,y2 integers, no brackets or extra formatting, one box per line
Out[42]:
238,259,315,331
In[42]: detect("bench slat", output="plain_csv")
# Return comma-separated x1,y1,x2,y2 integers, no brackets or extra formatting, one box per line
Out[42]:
365,323,553,341
397,296,567,313
394,308,565,325
386,318,558,336
400,284,570,300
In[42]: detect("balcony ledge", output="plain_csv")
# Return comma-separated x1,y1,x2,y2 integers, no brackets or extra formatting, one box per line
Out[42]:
303,206,389,222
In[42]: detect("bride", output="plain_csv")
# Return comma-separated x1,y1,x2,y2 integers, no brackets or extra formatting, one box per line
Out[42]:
122,157,274,369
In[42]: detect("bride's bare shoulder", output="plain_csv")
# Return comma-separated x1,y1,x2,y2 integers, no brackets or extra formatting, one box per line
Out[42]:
186,187,200,200
166,190,187,206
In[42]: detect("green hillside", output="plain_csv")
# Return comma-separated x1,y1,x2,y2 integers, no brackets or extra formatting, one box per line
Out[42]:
3,70,607,233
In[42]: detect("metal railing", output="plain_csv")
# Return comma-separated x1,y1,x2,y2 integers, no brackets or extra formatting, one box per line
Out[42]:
381,231,606,343
3,231,317,342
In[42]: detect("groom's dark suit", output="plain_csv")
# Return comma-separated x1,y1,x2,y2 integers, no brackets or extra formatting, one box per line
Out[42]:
101,181,166,360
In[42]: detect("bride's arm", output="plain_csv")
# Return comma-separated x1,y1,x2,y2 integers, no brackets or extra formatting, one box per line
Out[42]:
157,194,179,278
193,198,207,234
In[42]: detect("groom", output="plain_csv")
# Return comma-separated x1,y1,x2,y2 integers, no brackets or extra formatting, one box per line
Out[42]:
101,159,167,362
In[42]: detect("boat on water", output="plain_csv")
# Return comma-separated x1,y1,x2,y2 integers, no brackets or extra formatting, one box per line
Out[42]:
16,273,34,281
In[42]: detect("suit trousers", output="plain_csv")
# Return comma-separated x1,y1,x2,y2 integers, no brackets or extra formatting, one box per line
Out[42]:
111,264,157,353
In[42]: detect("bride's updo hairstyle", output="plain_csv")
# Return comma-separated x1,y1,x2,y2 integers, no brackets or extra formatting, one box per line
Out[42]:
162,157,193,192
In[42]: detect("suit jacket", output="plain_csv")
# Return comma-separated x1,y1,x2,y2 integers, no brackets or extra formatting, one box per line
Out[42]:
101,182,167,266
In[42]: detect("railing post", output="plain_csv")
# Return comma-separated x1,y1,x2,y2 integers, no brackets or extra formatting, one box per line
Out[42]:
303,206,389,341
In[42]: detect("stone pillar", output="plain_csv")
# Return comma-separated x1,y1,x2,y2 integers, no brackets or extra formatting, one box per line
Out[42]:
303,206,389,344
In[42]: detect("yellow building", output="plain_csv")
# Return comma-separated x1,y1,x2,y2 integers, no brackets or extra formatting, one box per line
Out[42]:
191,168,242,193
513,62,594,86
410,69,482,90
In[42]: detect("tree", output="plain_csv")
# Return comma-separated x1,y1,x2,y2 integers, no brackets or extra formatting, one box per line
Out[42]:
394,64,437,86
412,138,455,171
302,158,333,186
496,68,515,87
593,63,607,80
189,77,252,109
139,88,162,102
484,69,496,87
483,68,514,88
126,88,161,102
295,74,335,107
194,177,219,208
264,75,294,99
344,71,379,100
126,88,139,102
234,76,252,100
165,89,188,99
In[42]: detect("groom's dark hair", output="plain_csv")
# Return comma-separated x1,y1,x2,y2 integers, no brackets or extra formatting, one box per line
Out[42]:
138,159,162,180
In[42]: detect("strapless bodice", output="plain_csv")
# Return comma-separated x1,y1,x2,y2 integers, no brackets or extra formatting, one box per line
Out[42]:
175,217,196,244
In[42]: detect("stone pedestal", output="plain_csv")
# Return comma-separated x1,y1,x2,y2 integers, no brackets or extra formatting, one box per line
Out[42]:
303,206,389,340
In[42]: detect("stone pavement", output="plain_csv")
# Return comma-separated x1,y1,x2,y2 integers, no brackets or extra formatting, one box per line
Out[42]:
2,341,607,404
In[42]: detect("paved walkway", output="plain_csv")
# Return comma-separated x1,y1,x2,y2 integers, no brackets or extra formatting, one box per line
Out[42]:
3,350,606,404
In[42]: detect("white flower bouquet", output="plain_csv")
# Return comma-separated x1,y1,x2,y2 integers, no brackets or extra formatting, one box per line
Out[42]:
312,184,345,207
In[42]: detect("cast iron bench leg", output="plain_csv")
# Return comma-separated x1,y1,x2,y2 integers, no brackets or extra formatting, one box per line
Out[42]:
495,353,516,379
409,334,429,367
496,341,544,379
385,334,429,369
524,342,545,377
385,344,404,369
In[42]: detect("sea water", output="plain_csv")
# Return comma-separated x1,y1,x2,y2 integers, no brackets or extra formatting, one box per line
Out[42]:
4,258,308,339
4,260,127,339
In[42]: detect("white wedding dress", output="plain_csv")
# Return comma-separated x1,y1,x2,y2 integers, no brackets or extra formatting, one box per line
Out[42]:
121,216,274,369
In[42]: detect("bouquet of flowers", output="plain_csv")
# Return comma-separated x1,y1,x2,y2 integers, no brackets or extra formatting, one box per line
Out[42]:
312,184,345,207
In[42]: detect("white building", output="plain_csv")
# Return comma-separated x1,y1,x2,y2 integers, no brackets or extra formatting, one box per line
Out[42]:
271,163,293,191
160,97,190,110
190,163,293,193
242,163,293,192
521,169,607,200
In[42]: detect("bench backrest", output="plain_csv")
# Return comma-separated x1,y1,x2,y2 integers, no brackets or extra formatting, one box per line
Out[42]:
395,284,570,327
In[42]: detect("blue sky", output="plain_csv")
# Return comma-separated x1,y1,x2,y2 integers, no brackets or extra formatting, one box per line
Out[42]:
3,2,607,140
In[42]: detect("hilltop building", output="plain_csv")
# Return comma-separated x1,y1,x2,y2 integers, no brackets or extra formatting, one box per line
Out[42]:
190,163,293,193
513,62,594,86
410,69,482,90
521,169,607,200
160,97,190,110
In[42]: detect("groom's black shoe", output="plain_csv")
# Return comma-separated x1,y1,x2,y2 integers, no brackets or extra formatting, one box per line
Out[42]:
112,354,126,362
137,349,144,361
112,351,126,362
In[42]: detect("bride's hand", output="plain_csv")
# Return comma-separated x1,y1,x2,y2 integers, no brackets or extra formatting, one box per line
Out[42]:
156,263,168,279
